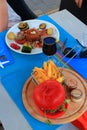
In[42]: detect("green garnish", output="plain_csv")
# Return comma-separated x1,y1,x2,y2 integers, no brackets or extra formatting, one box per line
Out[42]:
21,45,32,53
64,99,70,104
59,105,67,112
45,119,52,125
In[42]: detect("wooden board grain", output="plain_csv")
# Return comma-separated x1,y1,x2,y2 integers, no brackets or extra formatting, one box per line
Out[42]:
22,68,87,124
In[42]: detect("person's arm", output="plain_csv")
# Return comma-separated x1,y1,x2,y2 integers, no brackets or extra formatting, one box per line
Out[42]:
0,0,8,32
75,0,83,8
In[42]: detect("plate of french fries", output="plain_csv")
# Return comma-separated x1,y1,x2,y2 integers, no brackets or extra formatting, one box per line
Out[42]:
32,60,64,84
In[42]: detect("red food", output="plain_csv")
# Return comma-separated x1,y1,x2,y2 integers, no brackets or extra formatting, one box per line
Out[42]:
25,28,40,41
33,80,67,119
15,39,27,44
10,43,20,50
36,42,43,48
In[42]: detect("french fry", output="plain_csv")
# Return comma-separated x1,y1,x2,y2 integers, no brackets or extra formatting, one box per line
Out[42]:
47,62,52,78
57,76,64,83
33,68,49,82
38,79,44,84
33,67,44,73
43,61,48,71
32,60,64,84
51,67,57,79
48,60,59,77
48,60,59,72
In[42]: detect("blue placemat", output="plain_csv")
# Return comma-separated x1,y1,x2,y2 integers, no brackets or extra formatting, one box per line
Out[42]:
0,31,14,67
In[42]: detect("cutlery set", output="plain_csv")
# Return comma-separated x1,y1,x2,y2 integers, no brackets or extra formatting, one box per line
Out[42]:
58,39,87,59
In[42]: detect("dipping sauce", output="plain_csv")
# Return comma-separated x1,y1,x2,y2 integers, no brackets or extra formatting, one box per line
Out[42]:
68,79,77,91
70,89,83,102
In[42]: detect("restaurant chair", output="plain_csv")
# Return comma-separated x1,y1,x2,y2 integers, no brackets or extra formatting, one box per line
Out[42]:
59,0,87,25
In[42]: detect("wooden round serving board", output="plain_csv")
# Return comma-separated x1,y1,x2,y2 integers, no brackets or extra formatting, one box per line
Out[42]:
22,68,87,124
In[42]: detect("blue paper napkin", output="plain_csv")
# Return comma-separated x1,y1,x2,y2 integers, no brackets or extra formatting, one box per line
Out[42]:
0,32,14,67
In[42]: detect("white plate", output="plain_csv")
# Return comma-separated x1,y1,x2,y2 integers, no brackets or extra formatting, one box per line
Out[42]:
5,19,60,55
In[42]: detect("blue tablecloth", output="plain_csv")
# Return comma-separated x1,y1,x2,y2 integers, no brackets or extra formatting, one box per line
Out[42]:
0,15,87,130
